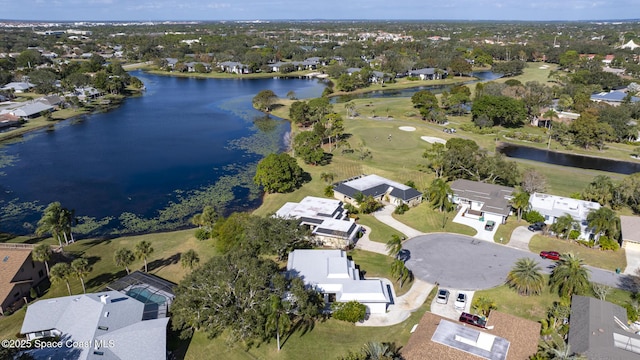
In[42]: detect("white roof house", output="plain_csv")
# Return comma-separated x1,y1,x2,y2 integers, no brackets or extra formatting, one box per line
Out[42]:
529,193,601,239
1,82,34,93
276,196,360,248
20,291,169,360
333,174,423,208
287,249,389,314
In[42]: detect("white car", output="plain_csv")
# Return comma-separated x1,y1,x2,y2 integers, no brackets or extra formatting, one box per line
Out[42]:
436,289,449,304
455,293,467,310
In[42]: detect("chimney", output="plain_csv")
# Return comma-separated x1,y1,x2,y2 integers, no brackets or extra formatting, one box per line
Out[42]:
99,294,109,304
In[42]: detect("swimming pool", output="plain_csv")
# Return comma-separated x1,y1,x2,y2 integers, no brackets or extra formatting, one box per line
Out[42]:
126,287,167,305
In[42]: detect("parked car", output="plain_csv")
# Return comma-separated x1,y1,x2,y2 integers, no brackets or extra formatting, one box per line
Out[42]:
454,293,467,310
540,251,561,260
484,220,495,231
436,289,449,304
528,222,546,232
459,312,487,328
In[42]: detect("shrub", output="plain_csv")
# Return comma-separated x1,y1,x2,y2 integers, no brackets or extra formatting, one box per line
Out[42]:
577,239,595,248
598,235,620,251
459,123,497,134
344,203,360,215
332,301,367,323
568,230,580,240
524,210,545,224
394,203,410,215
358,196,383,214
625,303,639,322
194,228,210,241
324,185,334,197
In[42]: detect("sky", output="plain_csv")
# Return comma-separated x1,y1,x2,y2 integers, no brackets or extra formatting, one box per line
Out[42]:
1,0,639,22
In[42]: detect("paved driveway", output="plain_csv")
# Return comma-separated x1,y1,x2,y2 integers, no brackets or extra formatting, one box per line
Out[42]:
403,233,630,291
509,226,537,251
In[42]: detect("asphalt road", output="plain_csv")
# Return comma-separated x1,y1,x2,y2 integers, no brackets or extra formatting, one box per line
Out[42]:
403,233,634,291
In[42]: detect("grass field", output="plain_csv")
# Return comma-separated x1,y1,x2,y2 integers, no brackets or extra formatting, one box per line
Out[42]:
349,249,414,296
528,234,627,271
356,214,405,244
494,218,524,244
392,202,476,236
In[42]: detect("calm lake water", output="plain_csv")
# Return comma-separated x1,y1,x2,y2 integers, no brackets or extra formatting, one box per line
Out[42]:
497,143,640,175
0,72,326,236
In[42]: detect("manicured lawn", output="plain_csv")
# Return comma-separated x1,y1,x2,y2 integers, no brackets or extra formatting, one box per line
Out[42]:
0,229,215,341
357,214,405,244
474,280,561,322
348,249,413,296
184,296,430,360
494,218,524,244
392,202,476,236
528,235,626,271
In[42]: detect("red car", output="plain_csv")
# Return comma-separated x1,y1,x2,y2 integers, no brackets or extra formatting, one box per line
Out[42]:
540,251,561,260
459,312,487,328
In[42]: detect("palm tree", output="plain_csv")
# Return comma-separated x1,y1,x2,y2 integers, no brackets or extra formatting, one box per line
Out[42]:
550,253,591,298
265,294,292,351
180,249,200,269
472,296,497,317
134,240,154,272
510,189,530,222
506,258,544,296
71,258,91,294
36,202,64,247
390,259,411,288
542,340,587,360
586,206,619,239
58,207,75,245
114,248,135,275
361,341,402,360
428,178,453,212
49,262,72,295
32,243,52,276
550,214,579,239
386,234,403,258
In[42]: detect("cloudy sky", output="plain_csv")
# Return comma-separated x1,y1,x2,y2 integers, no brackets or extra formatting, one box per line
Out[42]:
1,0,638,22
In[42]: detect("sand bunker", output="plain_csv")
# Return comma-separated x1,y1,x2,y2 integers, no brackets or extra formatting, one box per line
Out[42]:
420,136,446,144
398,126,416,132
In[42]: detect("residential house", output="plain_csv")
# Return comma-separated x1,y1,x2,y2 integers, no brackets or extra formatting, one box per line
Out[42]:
105,271,176,320
286,249,390,314
36,95,64,108
1,82,35,93
275,196,360,248
408,68,447,80
450,179,515,224
621,40,640,50
73,86,102,101
528,193,600,240
1,101,54,119
620,216,640,250
0,245,47,316
218,61,251,74
333,174,423,208
184,61,211,72
0,113,21,130
21,291,170,360
164,58,178,69
568,295,640,359
590,91,640,106
402,311,540,360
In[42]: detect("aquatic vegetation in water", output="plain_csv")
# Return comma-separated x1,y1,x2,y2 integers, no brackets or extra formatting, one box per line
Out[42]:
0,199,44,229
114,164,262,234
73,216,115,236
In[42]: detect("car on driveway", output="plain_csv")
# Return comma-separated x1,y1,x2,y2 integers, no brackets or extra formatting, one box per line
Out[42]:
528,222,546,231
484,221,495,231
436,289,449,304
459,312,487,328
454,293,467,310
540,251,561,260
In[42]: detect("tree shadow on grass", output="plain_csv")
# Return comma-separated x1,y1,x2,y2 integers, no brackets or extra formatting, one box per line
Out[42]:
85,269,128,290
166,319,192,360
146,253,181,273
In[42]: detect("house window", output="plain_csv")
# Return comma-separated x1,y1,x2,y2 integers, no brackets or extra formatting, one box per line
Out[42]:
14,292,20,298
328,293,337,303
544,215,550,221
32,261,35,268
38,270,44,278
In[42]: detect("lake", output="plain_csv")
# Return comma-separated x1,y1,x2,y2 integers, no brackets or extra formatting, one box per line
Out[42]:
497,143,640,175
0,72,326,236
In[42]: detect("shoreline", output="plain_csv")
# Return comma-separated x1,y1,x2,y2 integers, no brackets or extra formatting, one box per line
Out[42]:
496,140,640,166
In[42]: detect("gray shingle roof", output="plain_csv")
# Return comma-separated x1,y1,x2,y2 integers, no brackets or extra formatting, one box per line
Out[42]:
450,179,514,217
334,174,422,202
21,291,168,360
568,295,640,360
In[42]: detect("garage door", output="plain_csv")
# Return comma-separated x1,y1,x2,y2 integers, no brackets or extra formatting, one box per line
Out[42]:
623,241,640,274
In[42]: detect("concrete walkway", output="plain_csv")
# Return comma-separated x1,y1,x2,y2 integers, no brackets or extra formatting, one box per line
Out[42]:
508,226,537,251
624,243,640,275
354,225,388,255
372,206,424,239
357,279,434,327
